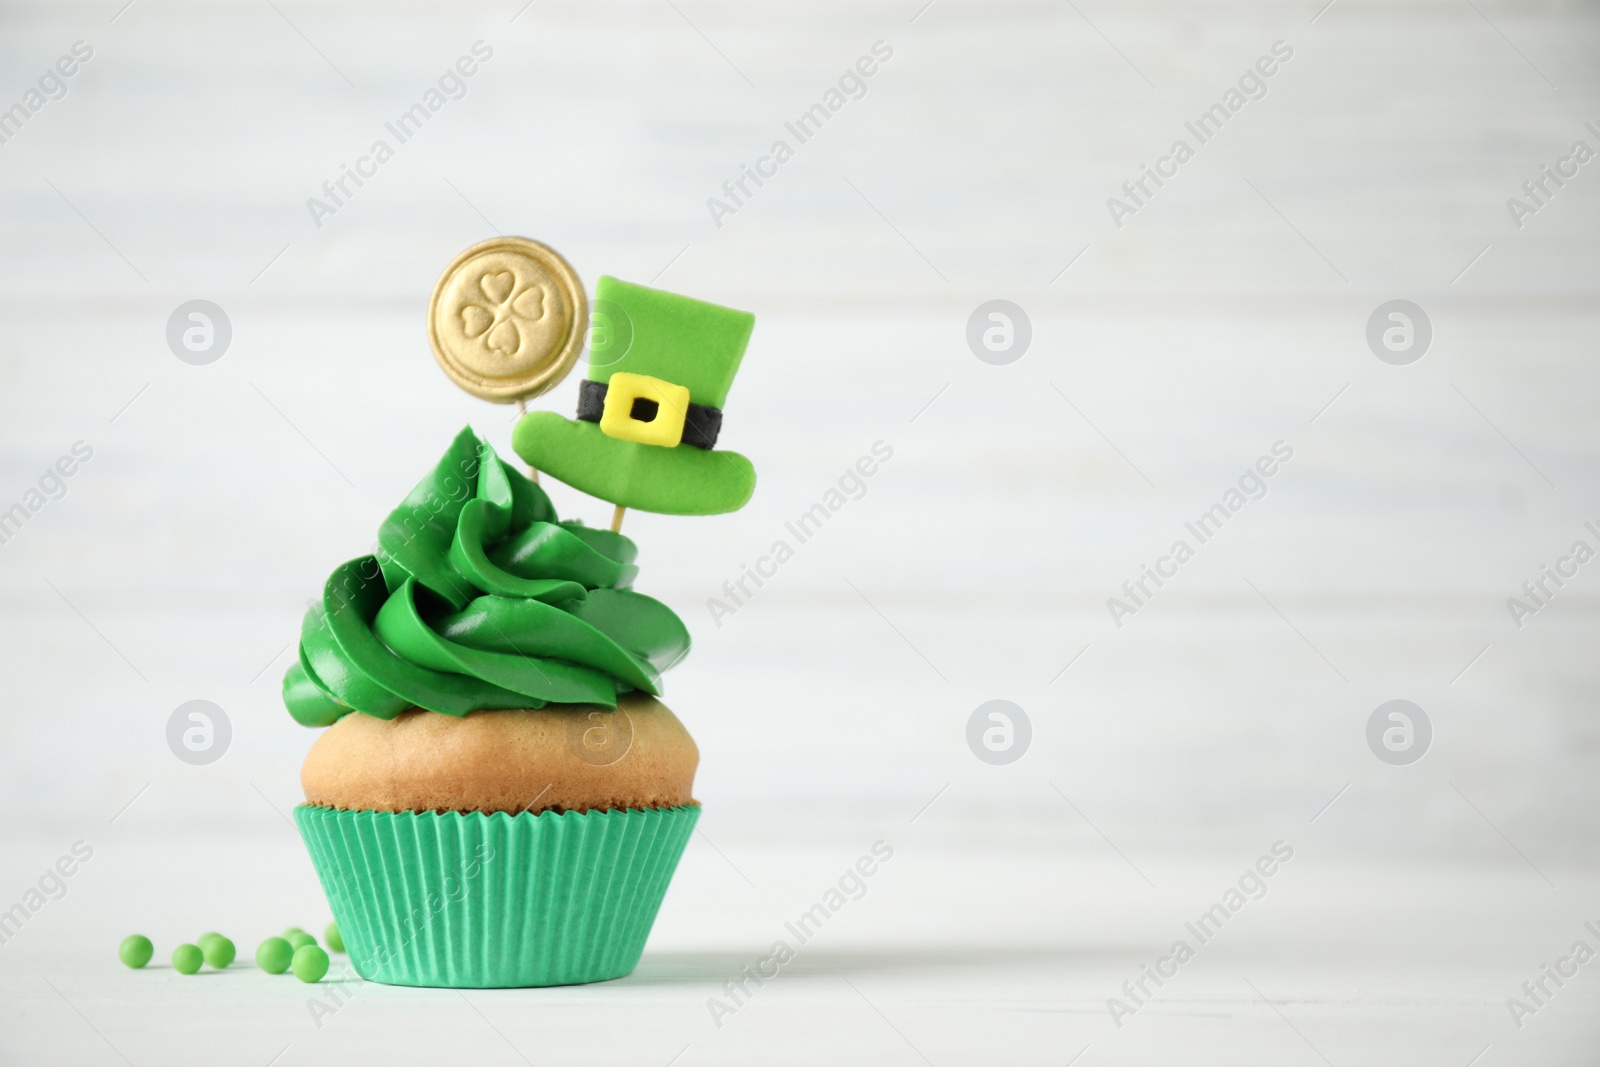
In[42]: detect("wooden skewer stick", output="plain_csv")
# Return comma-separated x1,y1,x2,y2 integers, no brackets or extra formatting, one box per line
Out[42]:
514,398,540,484
610,504,626,533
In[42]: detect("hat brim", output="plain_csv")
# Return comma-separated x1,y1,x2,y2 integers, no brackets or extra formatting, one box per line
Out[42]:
512,412,756,516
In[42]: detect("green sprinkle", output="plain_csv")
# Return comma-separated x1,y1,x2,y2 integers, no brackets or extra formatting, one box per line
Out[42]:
171,944,203,975
285,931,316,951
291,945,329,983
324,922,344,953
256,937,293,975
119,935,153,969
200,935,235,968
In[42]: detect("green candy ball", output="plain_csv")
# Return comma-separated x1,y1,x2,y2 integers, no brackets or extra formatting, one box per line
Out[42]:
171,943,203,975
285,931,316,951
200,935,235,968
324,922,344,953
291,945,329,983
119,934,154,969
256,937,294,975
282,926,306,938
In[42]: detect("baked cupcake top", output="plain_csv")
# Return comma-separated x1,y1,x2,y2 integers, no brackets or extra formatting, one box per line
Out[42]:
282,426,689,727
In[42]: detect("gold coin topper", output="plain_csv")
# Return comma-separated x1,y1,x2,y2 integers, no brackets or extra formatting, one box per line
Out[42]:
428,237,589,402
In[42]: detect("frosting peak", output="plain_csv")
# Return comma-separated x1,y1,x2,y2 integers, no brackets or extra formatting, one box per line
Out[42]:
283,427,689,727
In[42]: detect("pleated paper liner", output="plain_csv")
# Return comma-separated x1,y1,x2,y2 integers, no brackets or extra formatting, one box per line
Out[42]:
294,803,699,988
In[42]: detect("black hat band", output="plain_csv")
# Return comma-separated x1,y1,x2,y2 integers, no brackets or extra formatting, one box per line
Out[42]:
577,378,723,450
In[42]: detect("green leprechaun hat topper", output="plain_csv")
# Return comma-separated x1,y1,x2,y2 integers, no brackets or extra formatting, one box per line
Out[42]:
512,275,756,516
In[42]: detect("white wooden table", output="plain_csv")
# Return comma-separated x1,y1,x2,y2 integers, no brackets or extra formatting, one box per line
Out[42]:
2,0,1598,1062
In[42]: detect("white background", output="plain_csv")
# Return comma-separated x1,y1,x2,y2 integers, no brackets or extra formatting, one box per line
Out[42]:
0,0,1597,1063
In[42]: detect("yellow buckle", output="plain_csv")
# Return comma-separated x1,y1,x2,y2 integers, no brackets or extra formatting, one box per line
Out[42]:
598,372,690,448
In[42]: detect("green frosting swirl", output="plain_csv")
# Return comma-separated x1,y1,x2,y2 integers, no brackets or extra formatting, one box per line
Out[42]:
282,427,690,727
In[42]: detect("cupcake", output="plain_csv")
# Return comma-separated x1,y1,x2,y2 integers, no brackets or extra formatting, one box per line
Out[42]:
284,273,757,989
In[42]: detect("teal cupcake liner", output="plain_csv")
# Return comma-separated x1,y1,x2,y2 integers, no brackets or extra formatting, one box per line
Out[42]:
294,803,699,988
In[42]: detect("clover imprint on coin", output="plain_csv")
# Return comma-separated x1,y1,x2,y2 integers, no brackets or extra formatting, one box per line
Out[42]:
428,237,587,401
445,257,572,377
